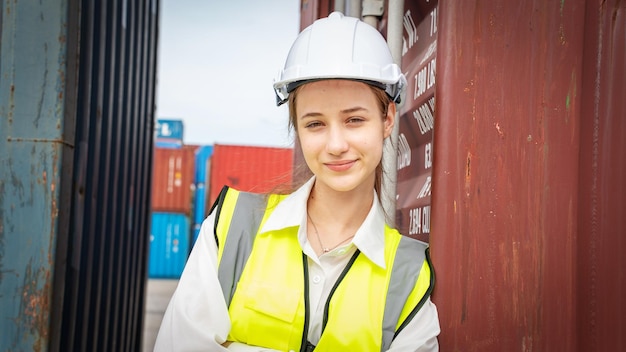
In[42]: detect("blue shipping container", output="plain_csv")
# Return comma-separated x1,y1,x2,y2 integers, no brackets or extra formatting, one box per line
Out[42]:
155,119,184,140
155,119,184,148
192,145,213,244
149,212,191,278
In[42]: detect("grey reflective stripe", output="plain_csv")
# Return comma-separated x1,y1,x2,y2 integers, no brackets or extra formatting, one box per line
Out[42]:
217,191,268,307
380,236,428,351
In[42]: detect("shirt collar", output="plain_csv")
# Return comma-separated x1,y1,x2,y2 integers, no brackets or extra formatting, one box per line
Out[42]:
260,177,387,269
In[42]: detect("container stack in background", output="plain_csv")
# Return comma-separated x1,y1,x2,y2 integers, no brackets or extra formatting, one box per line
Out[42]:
208,144,294,209
148,120,294,279
150,119,198,279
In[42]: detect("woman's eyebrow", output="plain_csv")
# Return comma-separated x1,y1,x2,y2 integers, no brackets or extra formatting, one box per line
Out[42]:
340,106,368,114
300,106,369,119
300,111,323,119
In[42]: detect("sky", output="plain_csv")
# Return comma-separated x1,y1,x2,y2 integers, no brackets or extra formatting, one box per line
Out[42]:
156,0,301,148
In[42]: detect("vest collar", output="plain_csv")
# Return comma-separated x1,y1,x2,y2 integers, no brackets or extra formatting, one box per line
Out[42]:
259,177,387,269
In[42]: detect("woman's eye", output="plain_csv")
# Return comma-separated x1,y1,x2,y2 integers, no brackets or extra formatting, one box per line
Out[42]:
305,121,323,129
347,117,365,124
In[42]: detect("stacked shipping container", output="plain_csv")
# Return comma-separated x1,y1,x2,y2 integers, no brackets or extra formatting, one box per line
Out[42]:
208,144,295,206
149,120,196,278
149,126,294,278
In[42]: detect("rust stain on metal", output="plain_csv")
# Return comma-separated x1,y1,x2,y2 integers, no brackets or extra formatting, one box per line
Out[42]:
495,122,505,138
9,84,15,124
5,137,74,148
16,262,50,352
559,0,568,45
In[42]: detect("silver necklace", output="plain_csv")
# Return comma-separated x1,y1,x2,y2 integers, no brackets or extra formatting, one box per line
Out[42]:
307,212,355,253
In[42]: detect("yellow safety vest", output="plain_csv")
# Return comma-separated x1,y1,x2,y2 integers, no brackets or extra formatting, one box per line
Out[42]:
211,186,434,352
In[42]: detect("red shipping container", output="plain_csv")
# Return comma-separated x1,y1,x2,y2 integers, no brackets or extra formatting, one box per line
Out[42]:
208,144,294,205
151,145,197,213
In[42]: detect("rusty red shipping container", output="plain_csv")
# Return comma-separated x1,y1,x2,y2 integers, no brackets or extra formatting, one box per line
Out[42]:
299,0,625,350
208,144,294,205
151,146,197,214
395,2,438,243
431,0,625,351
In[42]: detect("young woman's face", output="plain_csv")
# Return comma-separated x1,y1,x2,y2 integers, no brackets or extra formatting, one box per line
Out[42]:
295,79,395,194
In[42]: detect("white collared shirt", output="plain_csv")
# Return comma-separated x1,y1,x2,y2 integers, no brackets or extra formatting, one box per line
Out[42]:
155,178,440,351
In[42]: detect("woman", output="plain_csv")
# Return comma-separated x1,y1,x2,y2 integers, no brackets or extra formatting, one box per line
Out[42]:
155,12,440,351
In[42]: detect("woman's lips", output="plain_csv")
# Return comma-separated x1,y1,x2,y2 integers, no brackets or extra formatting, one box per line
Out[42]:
324,160,356,172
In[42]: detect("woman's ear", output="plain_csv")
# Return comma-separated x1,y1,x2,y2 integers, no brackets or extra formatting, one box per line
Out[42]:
383,102,396,138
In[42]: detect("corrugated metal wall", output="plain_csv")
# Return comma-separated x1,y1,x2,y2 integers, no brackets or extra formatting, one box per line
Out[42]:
299,0,625,350
576,0,625,349
0,0,158,351
0,1,79,349
431,0,625,350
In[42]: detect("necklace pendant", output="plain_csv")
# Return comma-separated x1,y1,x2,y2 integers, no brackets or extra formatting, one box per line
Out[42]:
323,248,330,253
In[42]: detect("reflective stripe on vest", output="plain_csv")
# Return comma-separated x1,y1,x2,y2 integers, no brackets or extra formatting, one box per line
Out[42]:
214,187,434,351
213,187,270,306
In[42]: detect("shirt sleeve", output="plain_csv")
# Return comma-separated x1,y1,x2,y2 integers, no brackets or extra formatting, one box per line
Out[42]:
387,298,440,352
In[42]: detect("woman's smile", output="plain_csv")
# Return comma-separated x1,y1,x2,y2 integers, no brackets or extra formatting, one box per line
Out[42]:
324,159,356,172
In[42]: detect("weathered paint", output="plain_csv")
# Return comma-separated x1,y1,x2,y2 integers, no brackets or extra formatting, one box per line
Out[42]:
1,0,158,351
576,0,626,350
431,0,624,350
0,0,73,350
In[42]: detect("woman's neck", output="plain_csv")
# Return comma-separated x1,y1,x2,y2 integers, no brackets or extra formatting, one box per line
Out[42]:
306,182,374,238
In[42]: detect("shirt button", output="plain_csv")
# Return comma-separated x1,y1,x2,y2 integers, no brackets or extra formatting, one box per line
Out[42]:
312,275,321,284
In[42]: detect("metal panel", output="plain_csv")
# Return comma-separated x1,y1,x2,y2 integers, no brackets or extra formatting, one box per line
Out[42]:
0,0,158,351
300,0,333,30
209,144,294,205
149,213,191,279
577,0,626,350
56,0,159,350
0,1,77,350
429,0,623,350
395,2,437,243
151,146,197,214
1,0,158,351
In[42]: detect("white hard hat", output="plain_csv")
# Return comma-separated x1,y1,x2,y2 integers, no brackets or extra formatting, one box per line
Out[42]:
273,11,406,106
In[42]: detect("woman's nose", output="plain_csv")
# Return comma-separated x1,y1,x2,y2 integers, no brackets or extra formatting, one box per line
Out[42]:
325,125,349,155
